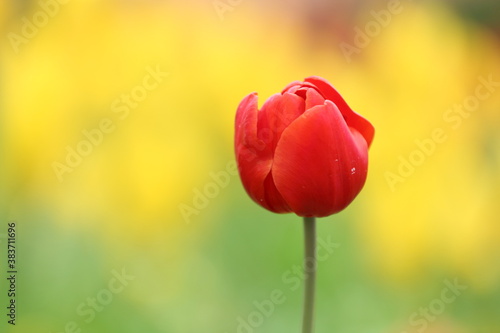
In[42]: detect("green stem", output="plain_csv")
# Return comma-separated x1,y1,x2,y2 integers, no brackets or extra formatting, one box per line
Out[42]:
302,216,316,333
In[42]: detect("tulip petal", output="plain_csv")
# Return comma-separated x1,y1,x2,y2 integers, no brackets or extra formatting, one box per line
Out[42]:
281,81,302,94
304,87,325,110
282,81,318,95
235,93,269,166
272,101,369,217
257,92,305,153
235,93,259,147
305,76,375,147
234,93,291,213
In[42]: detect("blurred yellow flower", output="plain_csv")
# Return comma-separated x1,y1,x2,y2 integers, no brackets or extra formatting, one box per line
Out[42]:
353,2,500,290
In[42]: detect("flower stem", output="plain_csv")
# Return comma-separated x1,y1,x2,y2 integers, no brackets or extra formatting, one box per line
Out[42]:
302,216,316,333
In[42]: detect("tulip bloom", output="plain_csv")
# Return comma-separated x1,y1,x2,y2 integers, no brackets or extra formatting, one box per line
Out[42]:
235,76,374,217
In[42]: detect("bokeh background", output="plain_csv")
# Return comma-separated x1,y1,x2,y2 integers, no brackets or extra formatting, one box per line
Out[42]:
1,0,500,332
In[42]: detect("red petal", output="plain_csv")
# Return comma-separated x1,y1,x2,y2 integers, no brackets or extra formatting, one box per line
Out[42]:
281,81,302,94
257,92,305,153
282,81,318,94
304,87,325,110
305,76,374,147
235,93,259,147
272,101,369,217
234,93,291,213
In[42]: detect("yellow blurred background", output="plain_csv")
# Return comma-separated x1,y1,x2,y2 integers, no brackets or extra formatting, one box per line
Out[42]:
1,0,500,332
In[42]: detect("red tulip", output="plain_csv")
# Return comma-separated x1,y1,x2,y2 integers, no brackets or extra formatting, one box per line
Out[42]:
234,76,374,217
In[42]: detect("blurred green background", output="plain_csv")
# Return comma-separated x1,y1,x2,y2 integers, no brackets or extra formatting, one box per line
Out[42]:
1,0,500,332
